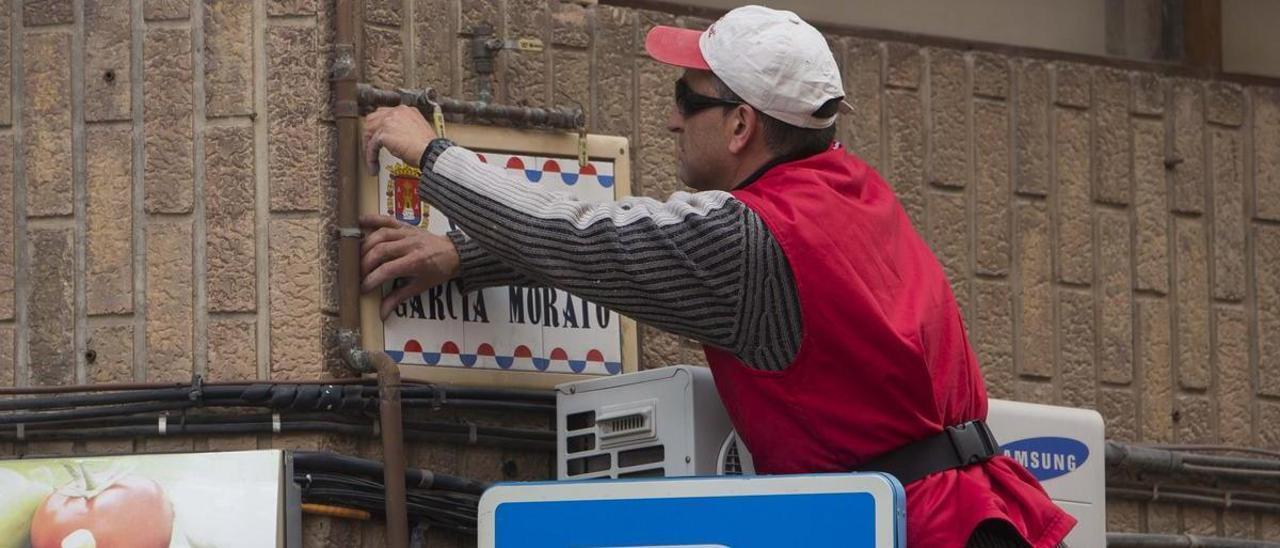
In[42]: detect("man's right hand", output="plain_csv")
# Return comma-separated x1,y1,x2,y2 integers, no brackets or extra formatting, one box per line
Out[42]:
359,214,461,320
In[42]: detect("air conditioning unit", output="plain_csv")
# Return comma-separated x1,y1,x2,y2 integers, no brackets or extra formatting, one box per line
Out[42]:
556,365,1105,547
556,365,732,479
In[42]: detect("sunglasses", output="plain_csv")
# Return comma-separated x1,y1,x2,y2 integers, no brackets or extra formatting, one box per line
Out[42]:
675,79,744,116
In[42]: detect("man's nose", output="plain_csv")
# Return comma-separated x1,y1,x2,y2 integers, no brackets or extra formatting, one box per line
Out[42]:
666,104,682,132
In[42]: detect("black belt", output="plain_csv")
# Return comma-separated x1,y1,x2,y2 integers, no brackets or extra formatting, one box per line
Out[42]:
854,420,1000,485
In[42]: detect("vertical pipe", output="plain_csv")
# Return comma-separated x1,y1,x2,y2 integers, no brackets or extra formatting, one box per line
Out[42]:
332,0,409,545
370,351,409,548
334,0,360,337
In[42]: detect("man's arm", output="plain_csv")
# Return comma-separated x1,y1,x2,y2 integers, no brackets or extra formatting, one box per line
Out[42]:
418,138,802,371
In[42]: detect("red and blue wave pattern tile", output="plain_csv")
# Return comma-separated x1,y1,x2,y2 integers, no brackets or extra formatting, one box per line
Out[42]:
388,340,623,375
475,153,615,188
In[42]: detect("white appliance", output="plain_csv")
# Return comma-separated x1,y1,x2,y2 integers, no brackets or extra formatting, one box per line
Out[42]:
556,365,1105,547
556,365,731,479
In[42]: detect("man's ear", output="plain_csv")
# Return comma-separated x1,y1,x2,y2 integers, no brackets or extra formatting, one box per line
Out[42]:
726,105,757,155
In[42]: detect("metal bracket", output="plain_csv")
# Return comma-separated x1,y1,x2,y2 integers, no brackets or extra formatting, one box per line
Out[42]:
470,23,546,104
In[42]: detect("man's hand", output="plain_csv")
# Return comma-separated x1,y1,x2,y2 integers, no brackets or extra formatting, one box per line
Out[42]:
363,105,437,175
360,214,461,320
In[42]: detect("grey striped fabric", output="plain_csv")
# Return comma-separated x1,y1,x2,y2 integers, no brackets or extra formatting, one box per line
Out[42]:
418,139,802,371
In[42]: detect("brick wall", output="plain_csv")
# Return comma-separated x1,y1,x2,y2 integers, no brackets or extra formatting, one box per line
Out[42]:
3,0,1280,544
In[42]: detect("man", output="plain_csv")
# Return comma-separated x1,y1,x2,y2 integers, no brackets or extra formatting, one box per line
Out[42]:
361,5,1074,547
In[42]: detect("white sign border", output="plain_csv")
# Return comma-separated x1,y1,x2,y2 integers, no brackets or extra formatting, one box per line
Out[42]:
478,473,906,548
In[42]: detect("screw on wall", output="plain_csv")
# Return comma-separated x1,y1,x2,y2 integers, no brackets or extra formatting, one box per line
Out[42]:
469,23,545,105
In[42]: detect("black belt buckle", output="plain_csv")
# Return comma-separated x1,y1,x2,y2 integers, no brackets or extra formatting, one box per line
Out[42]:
946,420,998,466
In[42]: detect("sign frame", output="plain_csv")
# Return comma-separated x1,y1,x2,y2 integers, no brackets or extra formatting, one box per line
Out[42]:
478,473,907,548
359,123,639,389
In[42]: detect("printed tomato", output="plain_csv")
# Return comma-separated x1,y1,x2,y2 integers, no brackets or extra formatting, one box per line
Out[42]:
29,464,174,548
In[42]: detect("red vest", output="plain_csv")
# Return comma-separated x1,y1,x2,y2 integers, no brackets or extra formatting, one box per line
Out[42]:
705,145,1076,548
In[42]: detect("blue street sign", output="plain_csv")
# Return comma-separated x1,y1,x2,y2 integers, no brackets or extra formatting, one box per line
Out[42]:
478,473,905,548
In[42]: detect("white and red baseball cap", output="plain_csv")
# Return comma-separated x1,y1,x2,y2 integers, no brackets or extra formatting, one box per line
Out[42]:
645,5,847,129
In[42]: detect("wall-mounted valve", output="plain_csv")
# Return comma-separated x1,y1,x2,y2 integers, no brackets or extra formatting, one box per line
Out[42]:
469,23,546,104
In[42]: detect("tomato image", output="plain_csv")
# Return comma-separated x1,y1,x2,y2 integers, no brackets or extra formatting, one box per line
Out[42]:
0,467,53,548
28,464,174,548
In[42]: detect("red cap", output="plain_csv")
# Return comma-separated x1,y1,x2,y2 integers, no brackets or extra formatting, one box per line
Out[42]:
644,25,710,70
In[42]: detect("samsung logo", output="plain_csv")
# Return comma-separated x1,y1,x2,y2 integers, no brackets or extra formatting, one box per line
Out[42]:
1001,437,1089,481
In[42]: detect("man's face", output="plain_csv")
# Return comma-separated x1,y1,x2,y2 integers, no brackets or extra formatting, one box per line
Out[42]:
667,69,735,191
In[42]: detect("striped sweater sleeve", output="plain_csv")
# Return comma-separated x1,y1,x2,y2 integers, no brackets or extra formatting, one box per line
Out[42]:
419,139,802,371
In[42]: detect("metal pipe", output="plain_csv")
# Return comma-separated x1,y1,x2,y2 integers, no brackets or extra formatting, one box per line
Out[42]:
357,84,585,131
1107,533,1280,547
0,378,372,396
332,0,360,340
1108,486,1280,514
369,350,410,548
1106,441,1184,474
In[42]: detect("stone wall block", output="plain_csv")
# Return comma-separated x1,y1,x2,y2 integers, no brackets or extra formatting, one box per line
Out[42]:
88,324,134,383
886,89,925,226
1134,118,1169,293
270,219,324,378
552,50,589,125
844,38,882,166
24,33,73,218
204,0,255,117
928,191,970,316
1207,82,1245,127
460,0,500,34
86,126,134,315
85,0,133,121
635,58,679,198
975,101,1010,276
1139,298,1173,443
363,25,403,91
1100,387,1138,441
1133,72,1165,115
1098,208,1132,384
1015,60,1050,196
24,0,72,25
268,25,323,212
1215,307,1251,446
1055,108,1093,285
0,8,9,127
974,280,1014,399
147,220,194,382
0,138,12,319
268,0,315,17
413,0,453,93
209,319,258,381
1253,88,1280,221
1016,200,1053,379
1172,80,1205,213
971,52,1009,99
144,28,194,214
1174,217,1210,390
886,42,921,89
1095,68,1132,205
1053,62,1091,108
1175,395,1215,444
551,1,590,48
206,125,257,312
1059,289,1097,408
145,0,189,20
1258,225,1280,396
592,6,635,138
929,48,969,189
1211,128,1246,301
28,228,75,386
364,0,399,26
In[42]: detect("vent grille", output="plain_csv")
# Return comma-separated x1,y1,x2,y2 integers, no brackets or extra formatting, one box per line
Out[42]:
600,413,647,435
722,438,744,475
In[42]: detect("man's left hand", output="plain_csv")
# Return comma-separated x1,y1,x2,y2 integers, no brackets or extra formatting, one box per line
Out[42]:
363,105,437,175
